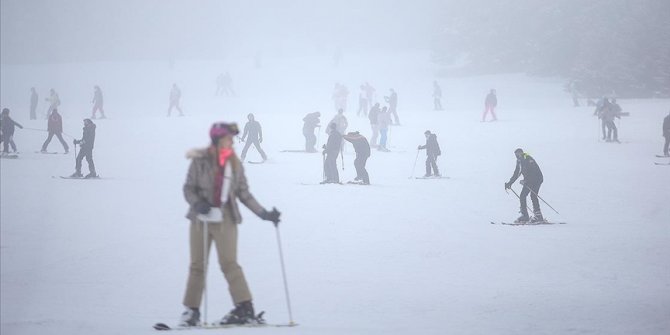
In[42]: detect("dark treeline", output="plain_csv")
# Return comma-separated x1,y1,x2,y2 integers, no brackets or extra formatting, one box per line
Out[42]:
431,0,670,98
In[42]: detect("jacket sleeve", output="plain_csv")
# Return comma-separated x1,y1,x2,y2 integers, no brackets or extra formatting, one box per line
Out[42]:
183,159,204,206
235,165,266,217
508,161,521,184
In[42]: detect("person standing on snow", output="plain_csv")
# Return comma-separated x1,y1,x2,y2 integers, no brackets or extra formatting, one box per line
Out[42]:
504,148,544,223
302,111,321,152
364,82,376,106
1,108,24,154
326,108,348,140
70,119,97,178
368,103,380,147
433,81,443,111
40,108,69,154
603,98,622,143
357,85,368,117
30,87,39,120
377,106,392,152
482,89,497,121
322,123,342,184
45,88,60,118
178,122,281,327
384,88,399,125
343,131,371,185
168,83,184,117
418,130,441,177
663,111,670,156
240,113,267,162
91,85,106,119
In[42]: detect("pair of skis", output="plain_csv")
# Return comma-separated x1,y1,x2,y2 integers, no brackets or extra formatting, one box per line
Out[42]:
490,220,567,226
654,155,669,165
153,322,297,331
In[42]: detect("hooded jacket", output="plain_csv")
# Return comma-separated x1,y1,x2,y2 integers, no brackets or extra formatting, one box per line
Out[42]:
419,134,441,156
508,153,543,184
183,147,265,223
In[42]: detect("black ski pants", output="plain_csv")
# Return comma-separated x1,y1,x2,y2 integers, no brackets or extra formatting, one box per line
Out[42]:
75,146,96,174
606,120,618,141
519,180,542,217
42,131,69,152
354,155,369,184
324,153,339,182
240,138,267,160
664,135,670,156
425,154,439,176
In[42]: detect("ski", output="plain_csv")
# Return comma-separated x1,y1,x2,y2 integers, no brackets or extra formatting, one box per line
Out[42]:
346,181,369,185
153,322,297,331
0,154,19,159
654,162,670,165
34,151,59,154
490,221,566,226
247,160,265,164
415,176,450,179
55,175,104,180
655,155,670,158
280,149,315,153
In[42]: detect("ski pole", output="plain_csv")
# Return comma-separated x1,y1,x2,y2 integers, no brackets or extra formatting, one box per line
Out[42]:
316,126,322,148
322,153,326,182
274,225,295,325
202,220,209,325
524,186,560,215
409,149,420,178
506,187,521,199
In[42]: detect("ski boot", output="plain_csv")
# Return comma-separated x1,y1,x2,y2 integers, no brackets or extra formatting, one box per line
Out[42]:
219,301,257,325
85,172,98,179
70,171,83,178
178,307,200,327
514,214,530,223
530,212,545,223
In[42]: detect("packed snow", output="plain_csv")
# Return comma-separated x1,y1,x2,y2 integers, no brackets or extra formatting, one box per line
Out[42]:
1,51,669,335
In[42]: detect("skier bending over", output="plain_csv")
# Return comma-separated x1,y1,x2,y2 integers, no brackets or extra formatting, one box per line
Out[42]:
418,130,441,177
179,122,281,327
240,113,267,162
343,131,370,184
302,111,321,152
504,148,544,223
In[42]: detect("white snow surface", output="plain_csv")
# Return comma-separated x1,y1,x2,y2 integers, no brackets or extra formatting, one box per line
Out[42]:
2,51,669,335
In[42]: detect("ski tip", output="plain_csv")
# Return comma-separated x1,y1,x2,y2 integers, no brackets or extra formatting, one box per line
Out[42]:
153,323,171,330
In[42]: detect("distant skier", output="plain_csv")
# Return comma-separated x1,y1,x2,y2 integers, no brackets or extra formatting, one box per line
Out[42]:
384,89,399,125
30,87,38,120
504,148,544,223
178,121,281,327
45,88,60,118
364,82,376,106
302,111,321,152
240,113,267,162
377,106,392,152
215,73,225,96
418,130,441,177
357,85,368,117
343,131,370,185
663,111,670,156
218,72,236,97
322,123,342,184
368,103,380,147
40,108,69,154
568,80,580,107
91,85,106,119
433,81,443,111
168,83,184,117
599,98,621,142
70,119,97,178
595,97,610,138
332,83,349,113
1,108,23,154
482,89,497,121
326,108,348,136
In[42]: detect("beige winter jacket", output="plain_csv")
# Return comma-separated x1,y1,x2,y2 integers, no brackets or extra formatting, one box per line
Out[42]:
183,147,265,223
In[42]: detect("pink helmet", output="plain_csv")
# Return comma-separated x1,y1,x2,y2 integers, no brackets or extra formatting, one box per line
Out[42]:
210,122,239,143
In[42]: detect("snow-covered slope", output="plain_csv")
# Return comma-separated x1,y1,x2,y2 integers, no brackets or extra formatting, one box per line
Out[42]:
2,51,669,335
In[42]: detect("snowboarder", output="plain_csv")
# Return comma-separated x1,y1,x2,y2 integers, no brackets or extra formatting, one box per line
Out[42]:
384,89,399,125
168,83,183,117
418,130,441,177
322,123,342,183
240,113,267,162
179,122,281,327
357,85,368,117
343,131,370,185
482,89,497,121
70,119,97,178
302,111,321,152
91,85,106,119
40,108,69,154
504,148,544,223
1,108,23,154
30,87,38,120
377,106,392,152
45,88,60,119
433,81,443,111
368,103,380,147
663,111,670,156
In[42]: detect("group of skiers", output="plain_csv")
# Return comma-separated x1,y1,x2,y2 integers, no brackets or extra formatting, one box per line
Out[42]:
29,86,106,121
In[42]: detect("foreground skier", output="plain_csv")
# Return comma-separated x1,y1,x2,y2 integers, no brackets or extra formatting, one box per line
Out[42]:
179,122,281,327
504,148,544,223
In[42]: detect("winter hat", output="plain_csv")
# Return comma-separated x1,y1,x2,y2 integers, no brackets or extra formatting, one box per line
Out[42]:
1,108,9,115
514,148,524,154
424,130,431,135
210,122,239,144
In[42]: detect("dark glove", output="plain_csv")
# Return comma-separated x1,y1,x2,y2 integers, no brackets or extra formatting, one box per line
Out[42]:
504,182,512,190
417,145,422,150
262,207,281,226
194,201,211,215
73,139,80,145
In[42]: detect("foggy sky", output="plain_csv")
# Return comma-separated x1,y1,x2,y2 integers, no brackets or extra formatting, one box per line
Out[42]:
1,0,445,64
